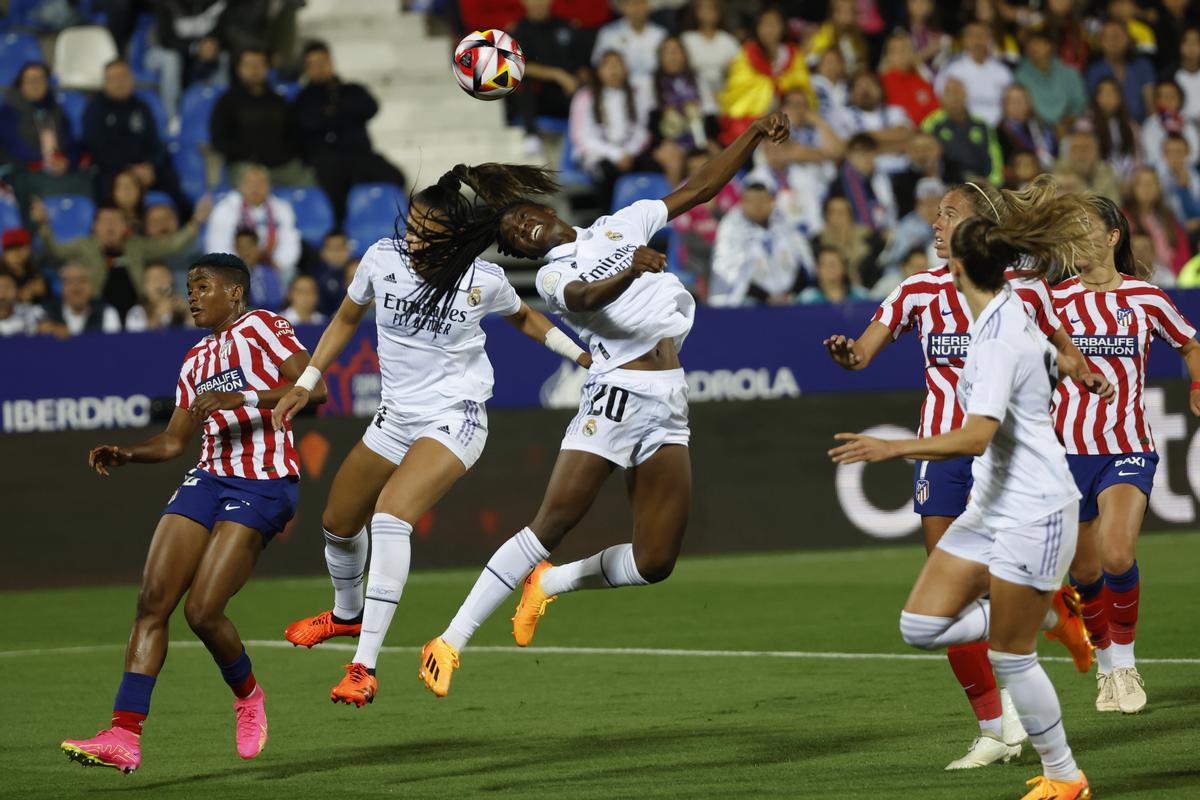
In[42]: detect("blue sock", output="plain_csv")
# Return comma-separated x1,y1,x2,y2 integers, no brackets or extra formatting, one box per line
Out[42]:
217,647,257,698
112,672,156,733
1103,561,1139,593
1069,574,1106,602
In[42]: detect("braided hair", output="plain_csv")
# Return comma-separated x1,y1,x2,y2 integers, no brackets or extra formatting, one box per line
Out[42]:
451,162,561,255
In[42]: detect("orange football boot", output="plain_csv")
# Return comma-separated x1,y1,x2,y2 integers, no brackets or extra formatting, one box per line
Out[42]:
512,561,556,647
418,638,460,698
284,610,361,648
1044,587,1095,673
330,663,376,707
1020,771,1092,799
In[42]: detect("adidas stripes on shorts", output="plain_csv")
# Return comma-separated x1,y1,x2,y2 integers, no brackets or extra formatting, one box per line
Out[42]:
361,400,488,469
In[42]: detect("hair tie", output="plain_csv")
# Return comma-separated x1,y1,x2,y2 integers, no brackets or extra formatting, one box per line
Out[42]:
965,182,1001,221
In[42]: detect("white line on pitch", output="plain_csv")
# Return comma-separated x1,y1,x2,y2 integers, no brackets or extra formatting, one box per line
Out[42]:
1,640,1198,665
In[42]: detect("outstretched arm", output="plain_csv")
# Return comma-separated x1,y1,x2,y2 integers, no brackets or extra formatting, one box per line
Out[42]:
823,322,893,371
505,302,592,368
88,407,201,475
662,112,790,221
829,415,1001,465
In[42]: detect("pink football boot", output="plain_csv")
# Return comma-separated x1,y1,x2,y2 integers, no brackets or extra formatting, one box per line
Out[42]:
234,686,268,759
61,727,141,773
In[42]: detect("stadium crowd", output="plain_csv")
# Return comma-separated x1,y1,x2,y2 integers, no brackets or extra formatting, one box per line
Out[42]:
8,0,1200,336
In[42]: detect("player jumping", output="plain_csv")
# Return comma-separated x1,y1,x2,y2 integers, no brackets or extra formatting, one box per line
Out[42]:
61,253,327,773
830,200,1099,800
415,112,790,697
1055,196,1200,714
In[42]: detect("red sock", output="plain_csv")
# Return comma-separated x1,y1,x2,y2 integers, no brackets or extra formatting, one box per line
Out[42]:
112,710,146,735
947,642,1001,721
233,673,258,699
1081,587,1111,650
1108,582,1140,646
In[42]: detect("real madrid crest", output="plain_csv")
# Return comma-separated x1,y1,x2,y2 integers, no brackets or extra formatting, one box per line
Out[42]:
605,230,623,241
583,418,598,436
468,286,482,306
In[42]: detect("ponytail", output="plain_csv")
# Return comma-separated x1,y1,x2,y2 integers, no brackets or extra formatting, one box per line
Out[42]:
452,162,560,210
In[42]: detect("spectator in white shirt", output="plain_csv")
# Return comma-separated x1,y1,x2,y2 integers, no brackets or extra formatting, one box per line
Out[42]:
205,164,301,285
124,262,191,332
832,72,913,173
1141,79,1200,169
591,0,667,95
811,48,850,120
1176,27,1200,123
935,21,1012,127
680,0,739,101
43,262,122,336
0,269,47,336
1158,132,1200,241
281,274,327,325
709,181,816,306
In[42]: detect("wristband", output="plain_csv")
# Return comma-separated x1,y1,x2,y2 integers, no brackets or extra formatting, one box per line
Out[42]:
1192,381,1200,392
241,390,259,408
297,365,322,391
544,327,586,362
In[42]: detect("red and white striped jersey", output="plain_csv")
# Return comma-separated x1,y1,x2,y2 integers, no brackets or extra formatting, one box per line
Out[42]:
1051,277,1195,455
872,266,1062,437
175,310,307,479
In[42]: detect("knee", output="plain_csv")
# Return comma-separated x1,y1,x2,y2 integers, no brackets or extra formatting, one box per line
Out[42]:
899,610,942,650
134,580,173,623
1101,550,1136,577
183,596,222,638
321,509,359,539
632,549,677,584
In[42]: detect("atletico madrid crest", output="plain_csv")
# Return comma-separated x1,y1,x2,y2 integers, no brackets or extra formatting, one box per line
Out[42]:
915,479,930,506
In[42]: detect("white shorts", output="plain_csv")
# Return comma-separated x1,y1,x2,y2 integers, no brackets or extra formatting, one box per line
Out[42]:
937,500,1079,592
361,400,488,469
561,368,690,468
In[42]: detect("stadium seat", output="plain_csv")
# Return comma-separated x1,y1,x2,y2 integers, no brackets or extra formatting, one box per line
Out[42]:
0,195,21,232
178,84,222,146
53,26,118,91
0,32,44,86
536,116,569,135
144,190,175,210
273,186,334,246
135,88,169,139
171,142,207,201
611,173,671,213
346,183,408,253
43,194,96,241
126,14,156,82
558,135,594,190
56,89,88,139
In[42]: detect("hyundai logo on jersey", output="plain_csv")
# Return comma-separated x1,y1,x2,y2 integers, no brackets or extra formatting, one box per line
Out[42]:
927,333,970,361
1072,335,1138,357
194,367,247,395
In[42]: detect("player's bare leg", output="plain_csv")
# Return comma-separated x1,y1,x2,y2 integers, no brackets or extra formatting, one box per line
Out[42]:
335,438,465,705
1095,484,1149,713
184,522,268,759
286,442,397,647
62,514,210,772
1069,518,1116,710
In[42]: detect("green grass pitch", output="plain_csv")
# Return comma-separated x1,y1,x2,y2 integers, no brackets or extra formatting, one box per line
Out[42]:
3,533,1198,799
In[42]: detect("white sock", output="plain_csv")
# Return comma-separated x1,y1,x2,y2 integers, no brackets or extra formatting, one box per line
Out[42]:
324,527,367,621
1042,607,1059,631
1095,645,1113,674
540,544,649,595
441,528,550,651
979,717,1003,737
352,514,411,670
1109,641,1136,669
989,650,1079,781
898,600,990,650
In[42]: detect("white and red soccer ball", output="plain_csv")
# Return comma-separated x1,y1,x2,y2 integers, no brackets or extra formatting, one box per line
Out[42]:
453,29,525,100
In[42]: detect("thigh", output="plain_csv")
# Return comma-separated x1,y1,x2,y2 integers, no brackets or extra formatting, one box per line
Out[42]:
187,521,265,611
529,448,616,547
626,444,691,559
920,516,956,554
905,547,991,617
322,440,398,535
1095,482,1149,569
140,513,213,609
1069,517,1102,583
987,575,1054,654
374,437,467,525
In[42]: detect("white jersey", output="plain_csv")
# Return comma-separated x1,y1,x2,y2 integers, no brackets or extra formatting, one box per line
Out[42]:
536,199,695,373
957,287,1079,527
348,239,522,412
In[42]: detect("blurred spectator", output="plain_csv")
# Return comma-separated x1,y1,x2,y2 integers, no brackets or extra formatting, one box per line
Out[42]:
220,0,303,69
1141,80,1200,170
1123,165,1190,273
42,262,122,335
1035,0,1089,70
1177,28,1200,124
828,133,897,233
1087,77,1143,181
508,0,587,151
109,169,147,234
649,36,718,186
831,72,912,173
708,181,814,307
235,227,286,311
904,0,952,73
1006,150,1042,189
668,149,741,297
32,197,208,318
1,227,47,304
1137,231,1179,286
0,63,90,210
680,0,739,103
1086,20,1155,122
207,166,301,286
210,47,311,187
718,6,812,146
806,0,869,75
1108,0,1156,58
809,48,849,121
568,50,655,210
0,269,47,337
1054,129,1122,202
295,41,406,223
811,195,884,288
891,132,943,213
1155,0,1200,76
961,0,1021,64
82,60,192,219
879,31,939,127
124,262,192,332
591,0,667,95
281,274,326,325
796,246,869,305
935,22,1012,127
921,79,1002,186
749,90,842,232
878,177,943,274
871,246,931,301
1159,133,1200,244
144,202,203,275
1014,28,1087,129
149,1,230,120
313,230,353,316
997,84,1056,169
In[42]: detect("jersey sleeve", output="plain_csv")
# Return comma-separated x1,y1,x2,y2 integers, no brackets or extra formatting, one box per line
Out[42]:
175,361,195,410
247,311,306,365
536,264,571,315
346,246,376,306
871,278,923,340
611,199,669,243
1144,289,1197,348
965,339,1020,423
1015,279,1062,338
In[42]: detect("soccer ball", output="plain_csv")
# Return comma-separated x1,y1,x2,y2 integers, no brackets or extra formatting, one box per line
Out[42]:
452,29,525,100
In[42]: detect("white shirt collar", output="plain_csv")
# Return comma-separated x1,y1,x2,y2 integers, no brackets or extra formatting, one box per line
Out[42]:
545,228,587,262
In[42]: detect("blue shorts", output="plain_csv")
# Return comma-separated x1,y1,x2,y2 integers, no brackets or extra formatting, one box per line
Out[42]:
913,456,974,517
162,468,299,542
1067,452,1158,523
